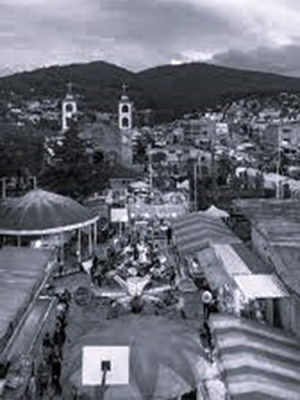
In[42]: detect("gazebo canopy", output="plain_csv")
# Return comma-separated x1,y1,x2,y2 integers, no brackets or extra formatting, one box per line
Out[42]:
0,189,99,236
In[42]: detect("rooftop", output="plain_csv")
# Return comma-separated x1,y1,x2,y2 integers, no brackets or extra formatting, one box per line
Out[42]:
232,199,300,223
232,198,300,245
271,245,300,297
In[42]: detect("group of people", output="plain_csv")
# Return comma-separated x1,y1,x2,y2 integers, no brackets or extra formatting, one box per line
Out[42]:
25,290,71,399
91,225,175,288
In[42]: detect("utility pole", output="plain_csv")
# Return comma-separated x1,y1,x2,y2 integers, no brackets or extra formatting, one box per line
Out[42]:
211,120,217,203
97,362,109,400
148,144,153,192
276,126,281,199
194,161,197,211
1,177,6,199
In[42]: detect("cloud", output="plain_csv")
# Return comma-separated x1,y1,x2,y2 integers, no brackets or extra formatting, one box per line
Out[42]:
210,45,300,77
0,0,300,75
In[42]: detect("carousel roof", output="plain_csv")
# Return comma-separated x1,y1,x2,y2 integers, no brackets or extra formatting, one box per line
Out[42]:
0,189,99,235
62,315,209,400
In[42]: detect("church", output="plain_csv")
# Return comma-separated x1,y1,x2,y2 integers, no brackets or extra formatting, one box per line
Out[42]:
61,83,135,168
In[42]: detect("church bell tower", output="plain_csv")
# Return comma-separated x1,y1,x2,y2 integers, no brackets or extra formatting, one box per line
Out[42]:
118,84,133,165
118,84,133,130
62,83,77,132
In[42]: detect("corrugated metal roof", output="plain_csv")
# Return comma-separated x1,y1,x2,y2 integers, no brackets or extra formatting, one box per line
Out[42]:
271,245,300,296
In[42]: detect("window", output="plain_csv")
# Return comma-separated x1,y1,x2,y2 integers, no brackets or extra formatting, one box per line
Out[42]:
65,103,74,112
122,117,129,128
122,104,129,113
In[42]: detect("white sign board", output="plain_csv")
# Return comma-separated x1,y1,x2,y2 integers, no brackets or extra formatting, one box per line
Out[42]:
82,346,130,385
111,208,128,223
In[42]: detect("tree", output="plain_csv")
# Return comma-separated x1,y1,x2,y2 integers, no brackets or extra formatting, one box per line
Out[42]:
0,123,45,178
134,137,146,164
40,124,108,200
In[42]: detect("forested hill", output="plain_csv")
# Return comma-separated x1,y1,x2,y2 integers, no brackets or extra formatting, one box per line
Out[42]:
2,60,300,117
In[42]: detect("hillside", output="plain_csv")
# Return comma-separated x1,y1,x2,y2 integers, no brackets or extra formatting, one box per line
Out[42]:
136,63,300,112
2,60,300,118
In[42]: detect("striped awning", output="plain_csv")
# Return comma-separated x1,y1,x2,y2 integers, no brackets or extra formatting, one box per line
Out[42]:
172,213,241,255
211,314,300,400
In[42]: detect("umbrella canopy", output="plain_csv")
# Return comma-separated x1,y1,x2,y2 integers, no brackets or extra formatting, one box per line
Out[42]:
62,315,208,400
0,189,98,235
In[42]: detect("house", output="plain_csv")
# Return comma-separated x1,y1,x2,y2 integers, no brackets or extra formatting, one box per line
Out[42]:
231,198,300,337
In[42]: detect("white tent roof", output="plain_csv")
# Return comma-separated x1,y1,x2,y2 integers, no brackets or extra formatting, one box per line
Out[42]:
234,274,289,300
203,205,229,219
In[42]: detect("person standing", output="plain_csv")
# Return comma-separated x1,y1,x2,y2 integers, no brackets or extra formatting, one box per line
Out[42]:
166,225,173,245
202,290,213,321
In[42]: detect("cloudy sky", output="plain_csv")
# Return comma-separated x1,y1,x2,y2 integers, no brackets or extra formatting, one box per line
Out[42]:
1,0,300,76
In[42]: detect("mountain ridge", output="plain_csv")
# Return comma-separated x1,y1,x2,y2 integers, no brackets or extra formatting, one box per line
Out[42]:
2,60,300,117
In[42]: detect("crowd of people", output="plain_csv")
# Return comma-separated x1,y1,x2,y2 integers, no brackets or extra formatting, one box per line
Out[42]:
25,290,71,399
91,224,175,289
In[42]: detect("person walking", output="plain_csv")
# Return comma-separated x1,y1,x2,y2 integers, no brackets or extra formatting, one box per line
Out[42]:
25,364,37,400
53,324,66,359
42,332,53,366
51,355,62,396
36,359,49,399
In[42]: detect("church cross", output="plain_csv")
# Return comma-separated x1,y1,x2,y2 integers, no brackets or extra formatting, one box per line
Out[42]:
122,83,128,94
67,82,73,94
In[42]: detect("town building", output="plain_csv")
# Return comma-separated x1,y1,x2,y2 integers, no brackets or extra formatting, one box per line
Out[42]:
181,116,216,148
260,121,300,151
231,198,300,338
